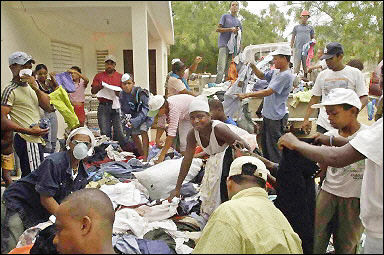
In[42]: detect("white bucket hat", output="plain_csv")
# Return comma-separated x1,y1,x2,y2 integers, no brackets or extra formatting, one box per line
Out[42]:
229,156,270,182
311,88,362,110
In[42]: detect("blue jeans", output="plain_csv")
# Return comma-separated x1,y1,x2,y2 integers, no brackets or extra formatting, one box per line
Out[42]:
43,111,58,153
97,102,126,146
215,47,231,84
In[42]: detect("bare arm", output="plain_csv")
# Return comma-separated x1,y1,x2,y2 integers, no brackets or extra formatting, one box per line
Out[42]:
216,24,237,33
291,34,295,49
301,95,321,132
278,133,365,168
40,195,60,215
236,88,274,100
155,135,175,163
359,95,368,111
1,106,49,136
189,56,202,73
214,124,251,151
21,75,54,112
168,130,197,201
250,63,265,80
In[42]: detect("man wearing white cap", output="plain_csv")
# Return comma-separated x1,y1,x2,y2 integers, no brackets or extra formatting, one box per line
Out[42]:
90,54,125,146
304,88,368,253
1,127,95,253
193,156,303,254
236,45,295,163
168,96,251,218
119,73,153,161
1,51,55,178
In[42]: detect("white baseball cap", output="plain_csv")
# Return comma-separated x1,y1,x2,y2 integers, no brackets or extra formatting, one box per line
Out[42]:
9,51,35,65
311,88,362,110
121,73,131,82
271,45,292,56
148,95,165,117
229,156,270,182
104,54,117,63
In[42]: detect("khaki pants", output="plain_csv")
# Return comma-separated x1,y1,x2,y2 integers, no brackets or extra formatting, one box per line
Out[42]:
314,189,364,254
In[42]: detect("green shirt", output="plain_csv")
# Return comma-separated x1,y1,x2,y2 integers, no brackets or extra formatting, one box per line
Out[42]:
1,81,43,143
193,187,303,254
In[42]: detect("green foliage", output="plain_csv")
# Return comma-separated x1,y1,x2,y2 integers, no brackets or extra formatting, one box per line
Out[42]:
287,1,383,65
170,1,289,73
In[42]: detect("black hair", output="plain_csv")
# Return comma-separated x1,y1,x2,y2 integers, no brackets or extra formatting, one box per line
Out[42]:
35,64,48,72
172,61,185,73
208,99,224,111
277,54,291,63
228,163,266,187
70,66,82,73
340,103,359,116
347,59,364,71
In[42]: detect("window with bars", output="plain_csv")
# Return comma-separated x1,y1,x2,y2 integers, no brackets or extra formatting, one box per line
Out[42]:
96,50,109,73
51,41,82,73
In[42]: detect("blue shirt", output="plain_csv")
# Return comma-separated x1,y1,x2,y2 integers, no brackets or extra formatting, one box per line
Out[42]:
119,86,153,129
262,69,294,120
224,116,238,126
218,14,242,48
3,151,88,228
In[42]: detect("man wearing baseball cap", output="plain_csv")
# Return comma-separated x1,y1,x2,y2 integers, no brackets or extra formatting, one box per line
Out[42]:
302,42,368,134
236,45,295,163
1,51,55,177
291,10,315,77
308,88,368,253
193,156,303,254
90,54,125,146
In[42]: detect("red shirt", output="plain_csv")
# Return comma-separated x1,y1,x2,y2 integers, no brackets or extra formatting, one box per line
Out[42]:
92,71,122,102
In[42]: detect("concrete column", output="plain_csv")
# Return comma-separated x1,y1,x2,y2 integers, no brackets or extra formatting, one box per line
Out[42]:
155,40,167,95
131,4,149,90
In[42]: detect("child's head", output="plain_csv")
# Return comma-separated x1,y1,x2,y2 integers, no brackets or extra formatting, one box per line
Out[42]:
311,88,361,130
69,66,82,81
35,64,48,83
121,73,135,94
346,59,364,71
208,99,225,120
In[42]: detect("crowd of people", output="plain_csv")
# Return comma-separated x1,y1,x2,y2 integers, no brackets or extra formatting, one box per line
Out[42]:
1,1,383,254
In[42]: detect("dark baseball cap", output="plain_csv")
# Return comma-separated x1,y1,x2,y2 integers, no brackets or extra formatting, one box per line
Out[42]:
320,42,344,60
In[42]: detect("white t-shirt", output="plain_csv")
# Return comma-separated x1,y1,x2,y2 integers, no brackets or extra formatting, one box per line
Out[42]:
321,124,368,198
311,65,368,131
350,118,383,238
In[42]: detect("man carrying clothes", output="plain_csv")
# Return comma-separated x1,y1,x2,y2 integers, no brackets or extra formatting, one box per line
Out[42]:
301,42,368,134
291,10,314,77
1,52,54,177
236,45,294,163
1,127,95,253
192,156,303,254
91,54,125,146
215,1,242,84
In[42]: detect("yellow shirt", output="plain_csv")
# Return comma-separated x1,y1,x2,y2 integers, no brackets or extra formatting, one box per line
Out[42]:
1,82,43,143
193,187,303,254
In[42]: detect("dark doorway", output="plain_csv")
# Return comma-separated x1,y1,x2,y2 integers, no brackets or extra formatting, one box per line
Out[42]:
123,49,157,95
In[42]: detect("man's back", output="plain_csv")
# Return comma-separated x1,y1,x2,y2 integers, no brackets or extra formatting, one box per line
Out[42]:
193,187,303,254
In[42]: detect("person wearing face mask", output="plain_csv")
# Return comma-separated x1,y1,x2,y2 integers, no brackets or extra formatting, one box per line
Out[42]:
1,127,95,254
1,52,55,178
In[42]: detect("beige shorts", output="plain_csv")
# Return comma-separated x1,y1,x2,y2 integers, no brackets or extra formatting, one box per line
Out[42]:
1,153,14,171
